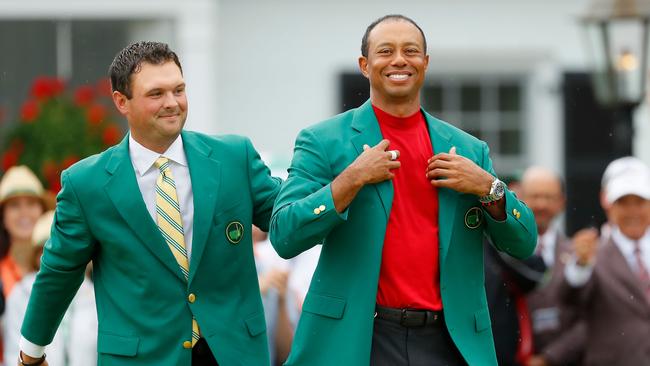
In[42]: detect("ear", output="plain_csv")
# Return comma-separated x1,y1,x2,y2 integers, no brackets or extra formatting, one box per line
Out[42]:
358,56,369,78
423,54,430,72
111,90,129,116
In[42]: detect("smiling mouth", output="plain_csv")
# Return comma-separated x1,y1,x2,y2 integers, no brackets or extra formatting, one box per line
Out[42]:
387,74,411,81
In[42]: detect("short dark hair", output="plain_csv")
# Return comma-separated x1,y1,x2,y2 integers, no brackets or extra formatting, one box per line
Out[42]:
109,41,182,99
361,14,427,57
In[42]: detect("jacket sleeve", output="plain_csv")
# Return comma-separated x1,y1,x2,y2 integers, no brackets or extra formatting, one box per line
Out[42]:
480,142,538,259
269,128,348,259
245,137,283,232
20,170,96,346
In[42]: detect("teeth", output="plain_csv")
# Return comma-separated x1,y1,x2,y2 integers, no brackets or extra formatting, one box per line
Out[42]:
388,74,409,80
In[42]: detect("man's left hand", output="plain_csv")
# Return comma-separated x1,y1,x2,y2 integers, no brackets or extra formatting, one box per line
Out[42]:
426,147,493,196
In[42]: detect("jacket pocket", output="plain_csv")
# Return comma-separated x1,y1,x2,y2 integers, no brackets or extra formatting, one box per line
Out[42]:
302,293,347,319
244,312,267,337
97,332,139,356
474,307,491,332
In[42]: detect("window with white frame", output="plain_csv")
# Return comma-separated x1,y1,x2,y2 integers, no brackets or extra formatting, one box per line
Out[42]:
421,76,527,176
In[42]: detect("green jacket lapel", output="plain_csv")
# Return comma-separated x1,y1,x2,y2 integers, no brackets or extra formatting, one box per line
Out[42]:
104,135,186,282
424,111,458,264
350,100,393,220
182,131,221,285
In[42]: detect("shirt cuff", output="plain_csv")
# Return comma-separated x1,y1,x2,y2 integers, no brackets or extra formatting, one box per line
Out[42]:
564,257,594,287
19,336,46,358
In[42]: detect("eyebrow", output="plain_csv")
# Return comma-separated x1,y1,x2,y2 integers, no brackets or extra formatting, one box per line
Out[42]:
374,41,422,49
145,82,186,94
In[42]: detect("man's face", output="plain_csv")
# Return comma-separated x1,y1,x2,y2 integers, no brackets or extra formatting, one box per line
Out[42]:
113,61,187,151
520,177,565,234
610,195,650,240
359,20,429,107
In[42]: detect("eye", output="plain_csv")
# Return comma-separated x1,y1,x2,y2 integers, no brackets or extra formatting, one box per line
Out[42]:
378,48,392,55
174,87,185,95
149,91,162,98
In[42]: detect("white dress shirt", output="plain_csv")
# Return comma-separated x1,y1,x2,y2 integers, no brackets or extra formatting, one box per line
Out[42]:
20,134,195,358
537,226,559,268
565,227,650,287
128,134,195,260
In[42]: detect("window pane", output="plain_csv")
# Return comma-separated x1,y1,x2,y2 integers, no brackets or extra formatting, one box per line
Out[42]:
499,84,521,112
71,21,130,87
500,129,521,155
461,84,481,111
423,84,443,113
0,21,58,125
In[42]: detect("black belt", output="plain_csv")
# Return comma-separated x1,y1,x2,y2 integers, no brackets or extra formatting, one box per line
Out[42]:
375,305,444,328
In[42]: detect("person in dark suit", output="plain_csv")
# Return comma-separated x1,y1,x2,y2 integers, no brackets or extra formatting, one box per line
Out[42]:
520,167,585,366
561,160,650,366
18,41,281,366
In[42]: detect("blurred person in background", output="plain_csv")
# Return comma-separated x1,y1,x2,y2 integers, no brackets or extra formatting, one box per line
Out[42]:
3,211,97,366
0,166,48,366
520,167,585,366
252,225,293,366
484,176,546,366
561,160,650,365
598,156,648,242
0,166,47,300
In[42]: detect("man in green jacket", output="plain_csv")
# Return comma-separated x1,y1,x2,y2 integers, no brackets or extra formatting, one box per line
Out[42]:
18,42,281,366
270,15,537,366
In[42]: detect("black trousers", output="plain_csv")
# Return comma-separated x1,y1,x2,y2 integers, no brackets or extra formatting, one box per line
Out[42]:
192,338,219,366
370,317,466,366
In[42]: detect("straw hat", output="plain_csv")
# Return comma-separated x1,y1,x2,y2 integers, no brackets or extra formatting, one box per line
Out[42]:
32,210,55,247
0,166,45,206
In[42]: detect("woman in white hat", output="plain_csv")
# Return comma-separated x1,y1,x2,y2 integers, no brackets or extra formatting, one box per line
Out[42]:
3,210,97,366
0,166,47,299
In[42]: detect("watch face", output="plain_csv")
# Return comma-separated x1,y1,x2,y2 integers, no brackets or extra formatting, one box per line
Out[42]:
494,180,506,198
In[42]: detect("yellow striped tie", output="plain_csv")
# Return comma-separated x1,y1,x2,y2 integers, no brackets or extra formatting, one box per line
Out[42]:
154,157,200,347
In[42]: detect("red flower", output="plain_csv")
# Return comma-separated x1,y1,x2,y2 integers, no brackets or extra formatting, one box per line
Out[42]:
48,175,62,193
96,78,113,97
20,100,40,122
87,104,107,125
1,149,19,171
42,160,58,181
30,77,65,100
61,155,79,169
74,85,95,106
102,124,122,146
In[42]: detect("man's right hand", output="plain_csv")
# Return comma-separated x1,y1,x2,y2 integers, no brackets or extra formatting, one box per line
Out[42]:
572,227,599,266
348,139,400,185
331,139,400,212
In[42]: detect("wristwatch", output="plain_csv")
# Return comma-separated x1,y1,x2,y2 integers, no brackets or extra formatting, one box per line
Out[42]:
19,351,46,366
479,178,505,205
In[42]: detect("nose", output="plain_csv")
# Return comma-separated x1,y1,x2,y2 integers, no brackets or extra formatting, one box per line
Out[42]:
162,91,179,108
391,50,407,67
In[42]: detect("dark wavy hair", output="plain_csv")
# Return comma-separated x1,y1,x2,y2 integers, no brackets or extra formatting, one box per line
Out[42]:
109,41,182,99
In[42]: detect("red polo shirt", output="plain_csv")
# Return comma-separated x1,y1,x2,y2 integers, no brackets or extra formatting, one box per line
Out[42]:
374,105,442,311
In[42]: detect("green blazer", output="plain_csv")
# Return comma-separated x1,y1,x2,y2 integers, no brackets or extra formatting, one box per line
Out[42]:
21,131,281,366
270,100,537,366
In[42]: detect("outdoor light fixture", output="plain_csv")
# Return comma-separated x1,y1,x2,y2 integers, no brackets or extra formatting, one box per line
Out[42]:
581,0,650,108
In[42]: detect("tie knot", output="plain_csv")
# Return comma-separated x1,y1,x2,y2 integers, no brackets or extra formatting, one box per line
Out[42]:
154,157,171,173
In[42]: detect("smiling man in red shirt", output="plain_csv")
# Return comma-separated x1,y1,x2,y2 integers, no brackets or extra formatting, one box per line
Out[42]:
270,15,537,366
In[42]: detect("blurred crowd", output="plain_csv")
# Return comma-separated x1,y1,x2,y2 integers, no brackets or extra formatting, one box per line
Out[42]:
0,155,648,366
